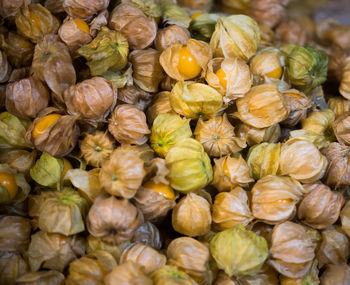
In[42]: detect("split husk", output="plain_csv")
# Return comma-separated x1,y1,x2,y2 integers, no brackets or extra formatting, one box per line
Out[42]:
236,123,281,146
155,25,190,52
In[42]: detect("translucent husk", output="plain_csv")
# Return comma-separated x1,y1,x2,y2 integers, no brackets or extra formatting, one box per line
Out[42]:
122,0,161,18
89,9,109,37
172,193,211,237
251,175,306,224
236,123,281,146
155,25,190,52
101,63,133,90
329,97,350,118
132,222,162,250
340,56,350,100
151,265,197,285
117,85,152,111
211,155,253,192
63,0,109,19
108,104,150,145
189,13,220,43
235,84,290,128
15,270,65,285
275,19,308,46
269,221,315,278
279,260,319,285
109,3,157,50
0,251,29,285
99,147,146,199
320,263,350,285
160,0,191,28
0,51,11,84
166,138,213,193
147,92,175,124
249,0,287,28
117,144,154,164
212,187,253,230
0,149,35,175
27,231,85,272
87,195,144,244
341,200,350,238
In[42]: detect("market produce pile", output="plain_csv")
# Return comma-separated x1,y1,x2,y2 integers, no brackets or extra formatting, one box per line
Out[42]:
1,0,350,284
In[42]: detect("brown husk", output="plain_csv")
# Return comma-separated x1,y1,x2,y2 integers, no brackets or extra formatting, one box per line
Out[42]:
155,25,190,52
328,97,350,118
333,112,350,145
151,265,198,285
340,56,350,100
236,123,281,146
132,222,162,250
0,0,30,18
320,263,350,285
0,251,29,285
249,0,287,28
90,10,109,37
63,0,109,19
15,270,65,284
275,19,308,46
146,91,174,124
0,51,11,84
118,85,152,111
0,149,36,174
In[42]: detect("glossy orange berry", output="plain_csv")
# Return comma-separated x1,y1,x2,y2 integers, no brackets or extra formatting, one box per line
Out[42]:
177,46,202,79
216,68,228,89
0,172,18,200
143,180,176,200
32,114,61,139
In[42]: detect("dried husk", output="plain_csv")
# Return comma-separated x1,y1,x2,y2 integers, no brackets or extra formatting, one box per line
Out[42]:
151,265,197,285
6,76,50,119
63,0,109,19
236,123,281,146
251,175,306,224
160,0,191,28
177,0,212,11
269,221,315,278
0,0,30,18
275,19,308,45
0,85,5,109
160,75,177,91
122,0,161,18
298,182,343,229
328,97,350,118
66,250,117,285
16,270,65,285
99,147,146,199
235,84,290,128
117,85,152,111
8,68,29,83
87,195,144,244
341,200,350,238
45,0,65,14
108,104,150,145
259,23,275,47
101,64,133,90
155,25,190,52
340,56,350,100
316,19,350,50
211,155,253,192
0,251,29,285
320,263,350,285
130,49,164,93
189,13,220,43
172,193,211,237
27,231,85,272
333,112,350,146
249,0,287,28
89,9,109,37
212,187,253,230
132,222,162,250
15,4,60,43
109,3,157,50
279,137,328,183
104,261,153,285
117,144,154,164
0,51,11,84
0,149,36,175
279,260,319,285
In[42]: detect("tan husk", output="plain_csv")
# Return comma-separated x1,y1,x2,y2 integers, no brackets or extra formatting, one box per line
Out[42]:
341,200,350,238
16,270,65,285
249,0,287,28
132,222,162,250
333,112,350,146
320,263,350,285
0,0,30,18
63,0,109,19
328,97,350,118
117,85,152,111
146,91,175,124
45,0,65,14
236,123,281,146
117,143,155,164
0,149,36,174
105,261,152,284
0,251,29,285
279,259,319,285
340,56,350,100
90,10,109,37
151,265,197,285
0,51,11,84
275,19,308,46
155,25,190,52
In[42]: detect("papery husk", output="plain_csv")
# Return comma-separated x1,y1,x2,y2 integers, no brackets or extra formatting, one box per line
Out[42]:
0,51,11,84
16,270,65,285
238,265,279,285
120,243,166,274
328,97,350,118
63,0,109,19
249,0,287,28
189,13,220,43
316,19,350,50
0,149,36,174
166,138,213,193
298,182,343,229
104,261,153,285
280,137,328,183
0,251,29,285
235,84,290,128
89,9,109,37
108,104,150,145
341,200,350,238
236,123,281,146
177,0,212,11
87,195,144,244
132,222,162,250
0,85,5,109
269,221,315,278
27,231,85,272
0,215,31,253
160,0,191,28
8,68,29,83
249,222,273,246
172,193,211,237
0,0,30,18
320,263,350,285
211,155,253,192
147,91,175,124
109,3,157,50
275,19,308,46
259,23,275,47
15,4,59,43
210,15,260,61
45,0,65,14
212,187,253,230
117,144,154,164
102,64,133,90
66,250,117,285
155,25,190,52
160,75,178,91
251,175,306,224
0,201,28,217
151,265,198,285
6,76,50,119
117,85,152,111
340,56,350,100
122,0,161,18
333,112,350,146
279,260,319,285
99,147,146,199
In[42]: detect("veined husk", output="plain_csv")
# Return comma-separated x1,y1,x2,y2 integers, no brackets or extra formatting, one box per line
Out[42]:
189,13,220,43
259,23,275,47
250,47,284,80
87,195,144,244
280,137,328,183
0,0,30,18
160,39,212,81
45,0,65,14
66,250,117,285
210,15,260,61
170,81,223,119
132,222,162,250
160,0,191,28
235,84,290,128
212,187,253,230
205,57,252,103
109,3,157,50
0,51,11,84
15,4,59,43
251,175,306,224
0,251,29,285
333,112,350,146
172,193,211,237
16,270,65,285
177,0,212,11
328,97,350,118
340,56,350,100
152,265,197,285
211,154,253,192
101,63,133,90
161,75,178,91
78,26,129,76
63,0,109,19
275,19,308,46
0,149,36,175
118,143,154,164
341,200,350,238
27,231,85,272
89,9,109,37
117,85,152,111
249,0,287,28
320,263,350,285
166,138,213,193
279,260,319,285
269,221,315,279
155,25,190,52
122,0,161,18
236,123,281,146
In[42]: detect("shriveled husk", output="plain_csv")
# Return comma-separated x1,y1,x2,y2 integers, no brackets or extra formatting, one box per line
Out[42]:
104,261,153,285
78,26,129,76
27,231,85,272
89,9,109,37
328,97,350,118
16,270,65,285
249,0,287,28
66,250,117,285
281,89,312,126
0,0,30,18
275,19,308,46
279,137,328,183
269,221,315,278
211,155,253,192
166,138,213,193
170,81,223,119
206,58,252,103
109,3,157,50
279,260,319,285
235,84,290,128
340,56,350,100
0,215,31,253
333,112,350,146
0,149,36,175
172,193,211,237
108,104,150,145
0,51,11,84
99,147,145,199
0,251,29,285
117,143,154,164
155,25,190,52
210,15,260,61
251,175,306,224
87,195,144,244
15,4,59,43
341,200,350,238
151,265,197,285
130,49,164,93
236,123,281,146
63,0,109,19
117,85,152,111
45,0,65,14
122,0,161,18
100,63,132,90
189,13,220,43
194,114,246,157
247,142,281,180
5,76,50,119
298,182,343,229
320,263,350,285
212,187,253,230
167,237,212,284
132,222,162,250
